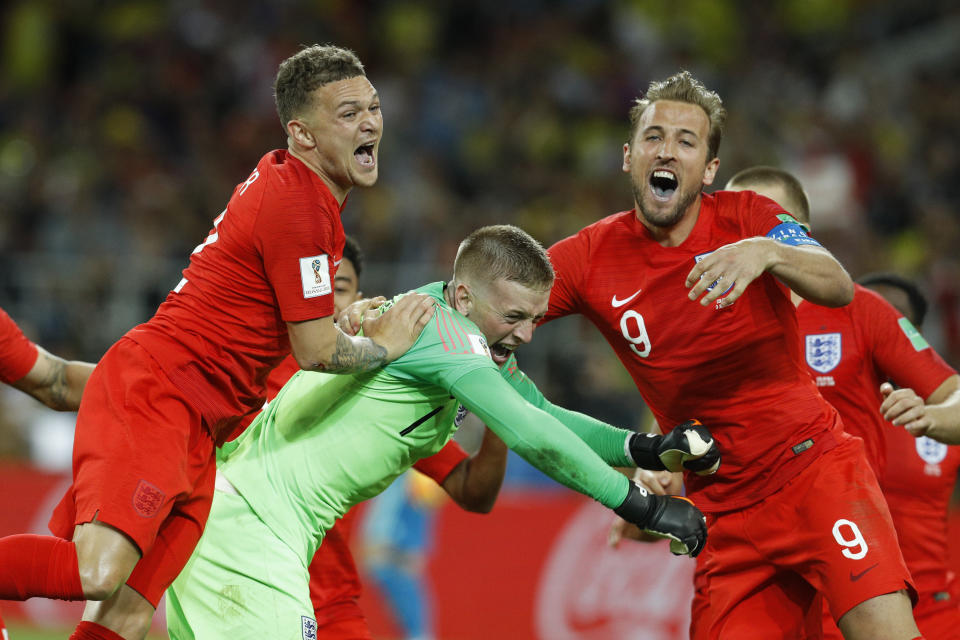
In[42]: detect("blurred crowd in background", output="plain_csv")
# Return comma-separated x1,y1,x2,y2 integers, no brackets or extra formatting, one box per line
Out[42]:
1,0,959,470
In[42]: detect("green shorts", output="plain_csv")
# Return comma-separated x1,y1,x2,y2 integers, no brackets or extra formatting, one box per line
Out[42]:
166,489,317,640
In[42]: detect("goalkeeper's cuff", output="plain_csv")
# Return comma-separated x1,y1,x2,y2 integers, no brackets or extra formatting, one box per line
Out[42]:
612,480,656,527
626,432,668,471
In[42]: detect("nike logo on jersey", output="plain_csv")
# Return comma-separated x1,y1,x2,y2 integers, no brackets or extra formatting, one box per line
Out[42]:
333,258,343,267
611,289,642,308
849,563,879,582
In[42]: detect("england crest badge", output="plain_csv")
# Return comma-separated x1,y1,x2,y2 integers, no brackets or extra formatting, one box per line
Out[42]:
805,333,841,373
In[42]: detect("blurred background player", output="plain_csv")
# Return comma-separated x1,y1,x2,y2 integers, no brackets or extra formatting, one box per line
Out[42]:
0,307,96,640
726,166,960,639
0,44,435,640
360,470,447,640
867,274,960,640
264,236,510,640
166,224,716,638
544,71,925,639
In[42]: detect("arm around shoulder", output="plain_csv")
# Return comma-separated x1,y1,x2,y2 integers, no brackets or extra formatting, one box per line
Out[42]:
287,315,387,373
287,292,437,374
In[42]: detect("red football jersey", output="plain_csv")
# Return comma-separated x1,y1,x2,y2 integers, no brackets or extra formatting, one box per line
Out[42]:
0,306,39,383
546,190,843,512
883,418,960,602
797,285,955,478
127,150,344,443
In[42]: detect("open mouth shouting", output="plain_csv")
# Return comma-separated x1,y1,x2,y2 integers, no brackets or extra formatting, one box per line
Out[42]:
649,168,678,202
354,142,376,169
490,342,515,366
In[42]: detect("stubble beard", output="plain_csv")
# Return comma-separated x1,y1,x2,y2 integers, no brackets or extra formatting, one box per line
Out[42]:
632,178,701,229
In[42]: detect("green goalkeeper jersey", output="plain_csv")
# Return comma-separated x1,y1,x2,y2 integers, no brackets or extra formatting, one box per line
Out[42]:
219,282,633,562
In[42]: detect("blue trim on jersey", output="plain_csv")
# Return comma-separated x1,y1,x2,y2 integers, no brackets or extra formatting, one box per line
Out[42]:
766,222,822,247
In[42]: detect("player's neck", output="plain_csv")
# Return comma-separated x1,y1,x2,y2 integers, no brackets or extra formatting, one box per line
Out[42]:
790,290,803,307
636,198,702,247
442,281,456,309
287,146,351,205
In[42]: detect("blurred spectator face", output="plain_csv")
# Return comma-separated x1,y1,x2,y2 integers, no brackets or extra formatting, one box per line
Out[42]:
623,100,719,229
301,76,382,194
333,257,362,316
725,181,802,222
462,278,549,367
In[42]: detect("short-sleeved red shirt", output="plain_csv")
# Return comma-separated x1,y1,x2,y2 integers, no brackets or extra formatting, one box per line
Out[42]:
796,285,955,477
128,150,344,442
798,285,959,606
545,191,843,512
0,307,39,383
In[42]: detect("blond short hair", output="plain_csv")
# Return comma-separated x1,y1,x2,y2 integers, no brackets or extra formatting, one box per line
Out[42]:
453,225,554,291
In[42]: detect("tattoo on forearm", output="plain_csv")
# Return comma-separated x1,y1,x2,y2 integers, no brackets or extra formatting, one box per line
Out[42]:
321,332,388,373
38,359,71,410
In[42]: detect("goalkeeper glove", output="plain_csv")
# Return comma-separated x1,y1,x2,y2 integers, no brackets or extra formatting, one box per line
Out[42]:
614,481,707,557
628,419,720,475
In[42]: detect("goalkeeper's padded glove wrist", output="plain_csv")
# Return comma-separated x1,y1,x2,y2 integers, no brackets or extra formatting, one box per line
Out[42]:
613,480,657,527
629,419,721,476
616,482,708,557
627,432,668,471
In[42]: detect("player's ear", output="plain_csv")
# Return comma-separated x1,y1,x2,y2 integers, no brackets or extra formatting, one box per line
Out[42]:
453,282,473,316
622,142,632,174
287,119,316,150
702,156,720,186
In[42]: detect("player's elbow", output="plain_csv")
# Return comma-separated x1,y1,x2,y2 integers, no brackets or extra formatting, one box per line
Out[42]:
805,270,854,308
290,342,335,372
291,351,322,372
824,277,855,307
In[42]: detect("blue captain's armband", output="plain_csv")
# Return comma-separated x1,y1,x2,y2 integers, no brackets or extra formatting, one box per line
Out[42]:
766,221,822,247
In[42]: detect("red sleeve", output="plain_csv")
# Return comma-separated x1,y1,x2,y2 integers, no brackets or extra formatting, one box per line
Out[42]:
544,233,589,323
854,287,956,398
413,440,469,484
0,308,39,383
254,178,342,323
739,190,792,236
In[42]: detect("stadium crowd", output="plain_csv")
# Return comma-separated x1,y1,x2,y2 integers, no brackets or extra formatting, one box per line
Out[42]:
1,0,959,370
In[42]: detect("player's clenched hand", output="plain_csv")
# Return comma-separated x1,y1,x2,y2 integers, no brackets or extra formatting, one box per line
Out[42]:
685,237,775,308
337,297,387,335
628,419,721,475
613,481,707,557
880,382,932,437
362,292,436,362
608,469,675,548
